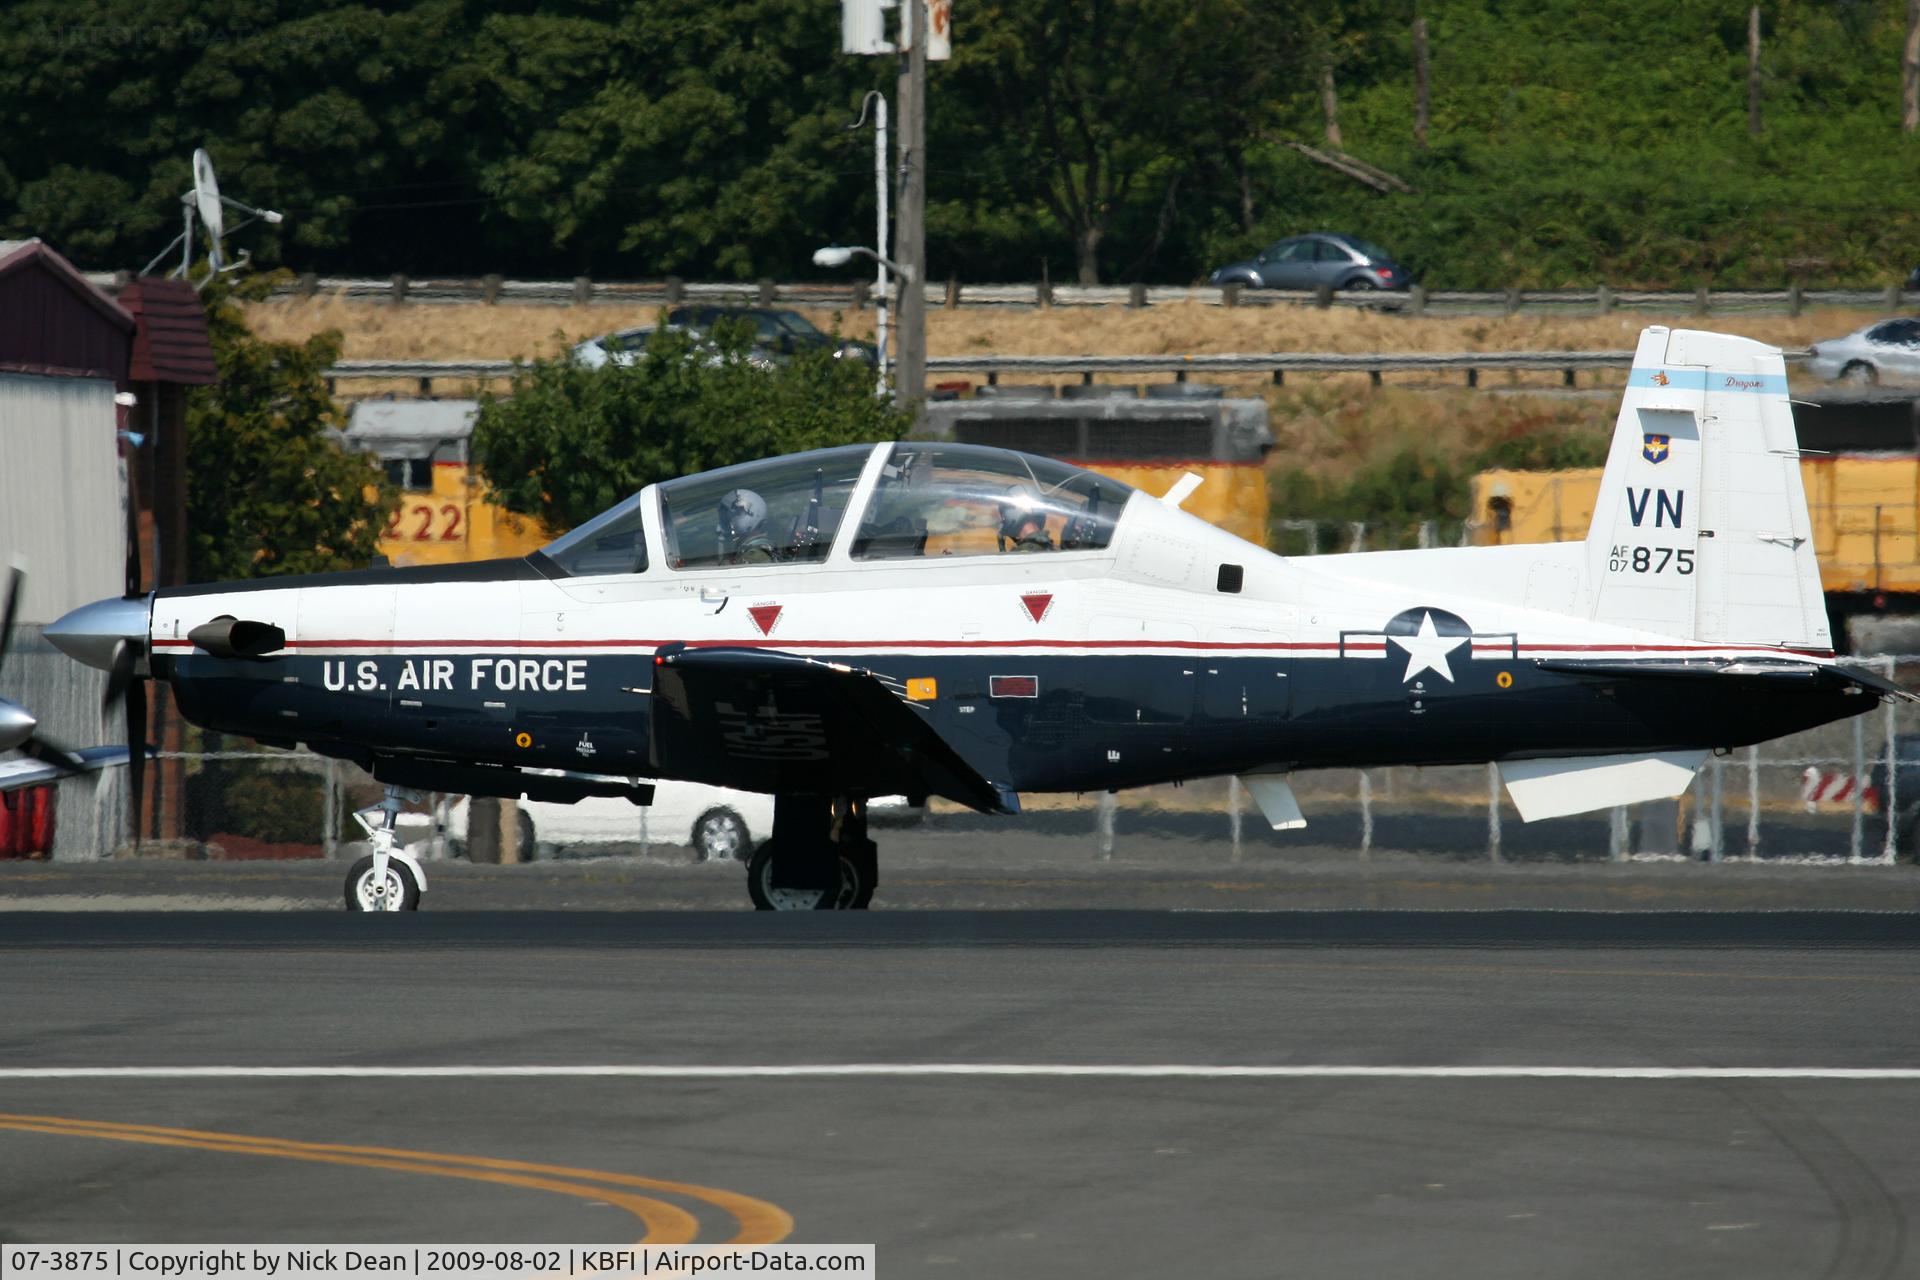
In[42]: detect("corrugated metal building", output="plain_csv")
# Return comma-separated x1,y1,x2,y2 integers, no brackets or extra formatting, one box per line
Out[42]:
0,239,135,858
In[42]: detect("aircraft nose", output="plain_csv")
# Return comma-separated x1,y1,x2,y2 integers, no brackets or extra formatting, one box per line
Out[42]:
0,699,35,753
45,595,150,670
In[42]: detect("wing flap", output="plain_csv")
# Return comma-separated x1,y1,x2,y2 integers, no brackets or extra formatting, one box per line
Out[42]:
649,645,1016,814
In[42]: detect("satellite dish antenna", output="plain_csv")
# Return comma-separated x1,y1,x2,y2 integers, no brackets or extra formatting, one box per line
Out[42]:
191,149,225,272
141,147,286,288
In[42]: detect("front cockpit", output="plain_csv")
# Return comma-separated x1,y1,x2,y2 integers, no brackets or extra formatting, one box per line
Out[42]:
538,442,1138,576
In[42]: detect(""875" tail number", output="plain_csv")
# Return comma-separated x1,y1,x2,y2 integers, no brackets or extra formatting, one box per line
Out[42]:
1609,545,1694,575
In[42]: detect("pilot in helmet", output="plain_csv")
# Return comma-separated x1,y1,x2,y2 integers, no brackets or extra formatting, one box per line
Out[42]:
998,490,1054,553
718,488,775,563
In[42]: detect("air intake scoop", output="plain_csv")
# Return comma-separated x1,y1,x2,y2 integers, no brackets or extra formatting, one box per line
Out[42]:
188,616,287,659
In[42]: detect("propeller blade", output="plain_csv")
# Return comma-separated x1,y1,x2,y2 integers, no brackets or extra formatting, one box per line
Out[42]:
19,733,87,777
104,639,138,711
125,678,147,845
125,495,143,599
101,639,148,845
0,563,19,680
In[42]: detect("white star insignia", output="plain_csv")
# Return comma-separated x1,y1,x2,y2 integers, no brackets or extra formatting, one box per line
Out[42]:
1390,611,1467,683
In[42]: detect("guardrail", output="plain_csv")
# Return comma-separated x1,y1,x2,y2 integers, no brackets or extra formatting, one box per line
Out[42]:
325,348,1817,396
79,264,1920,315
194,272,1918,317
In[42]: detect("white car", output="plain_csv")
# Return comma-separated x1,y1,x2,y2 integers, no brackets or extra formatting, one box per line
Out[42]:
1803,318,1920,385
442,780,768,862
437,783,920,862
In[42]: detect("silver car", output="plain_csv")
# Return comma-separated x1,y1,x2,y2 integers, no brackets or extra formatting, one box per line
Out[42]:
1803,318,1920,385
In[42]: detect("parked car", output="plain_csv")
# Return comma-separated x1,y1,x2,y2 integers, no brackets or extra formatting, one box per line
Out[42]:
433,783,923,862
1207,233,1412,292
569,325,772,372
664,306,878,367
1803,318,1920,385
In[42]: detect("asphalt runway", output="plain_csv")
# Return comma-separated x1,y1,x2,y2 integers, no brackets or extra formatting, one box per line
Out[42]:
1,905,1917,1279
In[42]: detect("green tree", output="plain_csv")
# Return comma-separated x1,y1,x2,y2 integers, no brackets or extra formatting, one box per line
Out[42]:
937,0,1314,284
471,326,909,532
186,280,396,581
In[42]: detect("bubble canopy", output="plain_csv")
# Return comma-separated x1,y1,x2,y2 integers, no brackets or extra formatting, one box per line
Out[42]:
539,442,1135,575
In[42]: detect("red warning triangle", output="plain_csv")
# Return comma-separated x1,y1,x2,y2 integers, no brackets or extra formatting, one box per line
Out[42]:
1020,593,1052,623
748,604,782,636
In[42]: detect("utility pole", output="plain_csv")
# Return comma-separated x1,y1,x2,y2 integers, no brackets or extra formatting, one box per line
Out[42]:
893,0,928,414
1748,6,1763,137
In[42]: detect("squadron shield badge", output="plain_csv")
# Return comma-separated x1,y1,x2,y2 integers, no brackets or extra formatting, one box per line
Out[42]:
1642,433,1671,464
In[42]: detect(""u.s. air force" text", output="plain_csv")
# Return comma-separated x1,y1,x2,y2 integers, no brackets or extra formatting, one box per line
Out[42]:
322,657,587,693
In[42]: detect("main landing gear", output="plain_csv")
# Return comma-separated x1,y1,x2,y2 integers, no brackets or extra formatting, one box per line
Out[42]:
746,795,877,911
344,786,427,912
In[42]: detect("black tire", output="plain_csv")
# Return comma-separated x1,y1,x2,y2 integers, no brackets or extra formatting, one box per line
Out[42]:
1841,361,1879,386
846,840,878,909
745,839,866,910
693,807,751,862
1341,276,1382,291
345,854,421,912
516,807,537,860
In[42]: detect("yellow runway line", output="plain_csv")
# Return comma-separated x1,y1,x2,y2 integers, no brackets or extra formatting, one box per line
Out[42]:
0,1115,791,1243
2,1114,793,1245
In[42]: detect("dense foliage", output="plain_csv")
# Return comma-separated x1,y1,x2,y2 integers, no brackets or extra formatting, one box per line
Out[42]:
3,1,1916,286
471,327,909,531
185,280,396,580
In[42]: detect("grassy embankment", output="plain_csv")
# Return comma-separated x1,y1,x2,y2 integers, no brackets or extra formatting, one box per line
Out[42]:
246,296,1888,545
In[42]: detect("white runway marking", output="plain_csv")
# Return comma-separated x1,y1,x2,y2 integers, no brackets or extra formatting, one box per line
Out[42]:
0,1065,1915,1081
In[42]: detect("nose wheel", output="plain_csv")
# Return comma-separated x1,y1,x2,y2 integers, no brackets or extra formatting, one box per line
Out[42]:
346,852,421,911
747,839,875,910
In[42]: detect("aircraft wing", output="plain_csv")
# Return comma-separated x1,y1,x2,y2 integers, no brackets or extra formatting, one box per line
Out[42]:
648,645,1017,814
0,746,132,793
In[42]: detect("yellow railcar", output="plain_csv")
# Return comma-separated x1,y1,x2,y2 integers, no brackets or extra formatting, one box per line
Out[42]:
1472,458,1920,598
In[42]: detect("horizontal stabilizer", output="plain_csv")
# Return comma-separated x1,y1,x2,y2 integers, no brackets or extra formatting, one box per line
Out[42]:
1831,664,1920,704
1535,657,1822,682
1499,751,1706,822
1238,774,1307,830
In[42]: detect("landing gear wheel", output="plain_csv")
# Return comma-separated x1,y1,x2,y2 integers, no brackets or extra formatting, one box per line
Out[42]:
345,854,420,912
694,807,751,863
746,840,868,910
845,840,877,909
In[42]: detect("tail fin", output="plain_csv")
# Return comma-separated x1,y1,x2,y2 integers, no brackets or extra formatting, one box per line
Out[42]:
1585,327,1830,651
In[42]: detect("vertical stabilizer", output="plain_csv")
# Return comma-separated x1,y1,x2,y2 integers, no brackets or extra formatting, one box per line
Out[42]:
1586,328,1829,651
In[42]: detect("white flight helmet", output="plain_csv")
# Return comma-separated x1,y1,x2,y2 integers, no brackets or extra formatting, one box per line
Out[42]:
718,488,769,543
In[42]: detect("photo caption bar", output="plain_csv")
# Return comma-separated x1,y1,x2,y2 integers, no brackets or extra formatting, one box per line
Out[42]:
0,1247,874,1280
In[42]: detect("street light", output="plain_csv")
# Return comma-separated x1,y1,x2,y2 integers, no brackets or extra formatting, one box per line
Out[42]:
814,244,910,276
814,245,913,400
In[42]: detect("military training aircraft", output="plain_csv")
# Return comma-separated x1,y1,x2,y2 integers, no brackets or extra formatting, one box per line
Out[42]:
33,326,1913,909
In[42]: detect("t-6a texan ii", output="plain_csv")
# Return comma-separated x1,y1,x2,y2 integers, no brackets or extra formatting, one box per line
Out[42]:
41,327,1909,910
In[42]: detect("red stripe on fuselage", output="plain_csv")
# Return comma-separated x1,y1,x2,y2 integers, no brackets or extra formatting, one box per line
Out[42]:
148,637,1836,658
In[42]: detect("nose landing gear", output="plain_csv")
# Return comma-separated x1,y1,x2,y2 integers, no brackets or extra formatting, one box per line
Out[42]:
746,795,877,910
344,785,427,912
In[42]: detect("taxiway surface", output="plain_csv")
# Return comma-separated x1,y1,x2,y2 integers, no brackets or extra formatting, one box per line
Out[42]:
1,898,1916,1279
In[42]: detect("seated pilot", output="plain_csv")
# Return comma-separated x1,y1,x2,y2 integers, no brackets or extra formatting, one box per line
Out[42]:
718,488,776,564
999,493,1054,553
